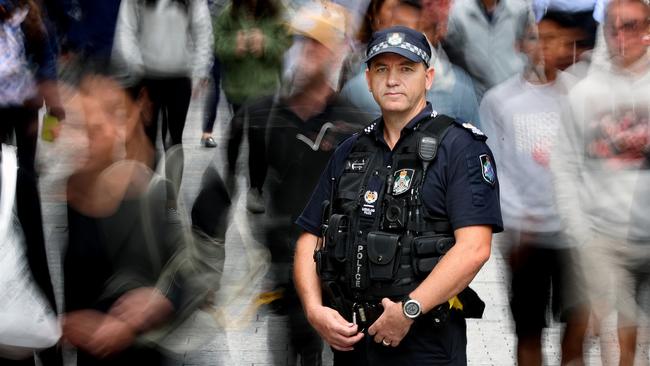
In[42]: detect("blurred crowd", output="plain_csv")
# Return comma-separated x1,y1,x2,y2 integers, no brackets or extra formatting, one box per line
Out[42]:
0,0,649,365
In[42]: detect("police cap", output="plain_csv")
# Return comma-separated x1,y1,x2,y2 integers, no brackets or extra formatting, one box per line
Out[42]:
365,25,432,67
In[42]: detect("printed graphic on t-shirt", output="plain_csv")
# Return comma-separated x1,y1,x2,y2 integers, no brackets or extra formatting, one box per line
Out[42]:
296,122,335,151
585,108,649,170
513,112,559,168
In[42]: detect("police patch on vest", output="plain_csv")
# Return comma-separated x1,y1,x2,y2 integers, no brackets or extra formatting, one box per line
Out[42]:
479,154,496,186
393,169,414,195
362,190,378,216
364,190,378,204
345,158,367,172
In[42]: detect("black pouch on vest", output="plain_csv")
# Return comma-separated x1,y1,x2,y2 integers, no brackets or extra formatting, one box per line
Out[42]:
366,232,401,281
415,257,440,276
413,235,455,256
327,214,349,262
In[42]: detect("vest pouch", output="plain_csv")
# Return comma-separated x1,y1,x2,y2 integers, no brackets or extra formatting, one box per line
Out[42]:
316,249,339,281
415,257,440,276
327,214,349,262
367,232,401,281
413,235,455,256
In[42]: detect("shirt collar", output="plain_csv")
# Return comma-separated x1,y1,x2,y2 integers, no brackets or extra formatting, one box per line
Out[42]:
369,103,436,143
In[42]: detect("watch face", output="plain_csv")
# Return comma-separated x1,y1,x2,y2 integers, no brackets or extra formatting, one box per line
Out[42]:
404,300,420,317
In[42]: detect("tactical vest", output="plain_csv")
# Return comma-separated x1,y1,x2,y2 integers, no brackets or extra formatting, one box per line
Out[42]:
316,112,458,304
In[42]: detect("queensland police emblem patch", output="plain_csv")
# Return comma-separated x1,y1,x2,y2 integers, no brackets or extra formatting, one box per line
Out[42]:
479,154,496,186
393,169,414,195
364,190,378,204
387,32,404,45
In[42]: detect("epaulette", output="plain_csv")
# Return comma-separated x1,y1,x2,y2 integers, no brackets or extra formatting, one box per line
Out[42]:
454,120,487,141
362,118,381,135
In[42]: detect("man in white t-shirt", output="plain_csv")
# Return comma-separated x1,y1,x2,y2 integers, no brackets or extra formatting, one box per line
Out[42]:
480,11,590,365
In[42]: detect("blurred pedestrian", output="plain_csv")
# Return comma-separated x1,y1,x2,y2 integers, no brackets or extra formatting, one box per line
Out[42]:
0,0,64,173
552,1,650,364
112,0,213,192
243,3,371,364
481,12,590,365
61,72,200,366
443,0,534,99
199,0,229,148
215,0,290,211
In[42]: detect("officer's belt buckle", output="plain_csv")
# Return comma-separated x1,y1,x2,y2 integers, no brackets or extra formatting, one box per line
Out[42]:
351,302,367,332
352,302,383,332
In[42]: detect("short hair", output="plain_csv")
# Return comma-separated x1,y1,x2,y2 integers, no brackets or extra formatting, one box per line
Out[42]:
538,10,598,49
539,10,579,28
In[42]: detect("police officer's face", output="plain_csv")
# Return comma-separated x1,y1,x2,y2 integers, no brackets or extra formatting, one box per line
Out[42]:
365,53,434,114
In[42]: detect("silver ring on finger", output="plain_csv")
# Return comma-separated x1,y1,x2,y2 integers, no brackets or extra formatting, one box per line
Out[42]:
382,339,391,346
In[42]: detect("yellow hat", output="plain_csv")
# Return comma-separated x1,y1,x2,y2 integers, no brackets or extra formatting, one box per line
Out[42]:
289,1,350,52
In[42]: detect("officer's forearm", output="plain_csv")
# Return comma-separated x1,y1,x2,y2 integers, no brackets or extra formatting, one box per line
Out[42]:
409,225,492,314
293,232,324,316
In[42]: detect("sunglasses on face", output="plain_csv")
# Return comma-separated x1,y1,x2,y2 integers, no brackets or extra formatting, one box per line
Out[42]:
606,18,650,36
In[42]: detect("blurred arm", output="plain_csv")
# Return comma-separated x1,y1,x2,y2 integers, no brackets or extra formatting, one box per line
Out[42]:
190,0,214,83
112,0,144,76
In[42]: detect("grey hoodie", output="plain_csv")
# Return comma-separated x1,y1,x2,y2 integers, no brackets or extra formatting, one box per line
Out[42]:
113,0,213,85
551,50,650,245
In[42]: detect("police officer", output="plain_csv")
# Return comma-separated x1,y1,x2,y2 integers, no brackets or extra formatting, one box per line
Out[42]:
293,26,503,365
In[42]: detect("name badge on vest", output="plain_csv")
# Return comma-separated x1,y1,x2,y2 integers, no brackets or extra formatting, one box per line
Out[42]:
393,169,415,195
345,158,367,172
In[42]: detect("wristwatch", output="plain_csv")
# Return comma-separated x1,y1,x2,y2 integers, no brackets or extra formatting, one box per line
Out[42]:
402,296,422,319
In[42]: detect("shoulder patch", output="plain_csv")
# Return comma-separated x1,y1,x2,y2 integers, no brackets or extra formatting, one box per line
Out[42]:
479,154,496,187
456,121,487,140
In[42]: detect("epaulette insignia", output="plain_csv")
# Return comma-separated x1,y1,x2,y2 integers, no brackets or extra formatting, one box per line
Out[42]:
363,122,378,134
459,122,486,140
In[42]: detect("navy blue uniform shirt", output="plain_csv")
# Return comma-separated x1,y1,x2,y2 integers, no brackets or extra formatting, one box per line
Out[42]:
296,103,503,235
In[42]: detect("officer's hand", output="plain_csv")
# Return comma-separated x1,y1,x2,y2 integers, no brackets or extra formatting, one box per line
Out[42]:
306,305,364,351
367,298,414,347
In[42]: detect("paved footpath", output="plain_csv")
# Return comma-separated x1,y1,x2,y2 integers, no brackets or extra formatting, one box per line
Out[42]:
37,95,647,366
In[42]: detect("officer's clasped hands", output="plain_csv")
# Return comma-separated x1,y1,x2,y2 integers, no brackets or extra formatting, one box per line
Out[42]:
368,298,414,347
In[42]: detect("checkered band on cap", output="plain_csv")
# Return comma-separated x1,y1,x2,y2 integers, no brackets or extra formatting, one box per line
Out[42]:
366,39,431,66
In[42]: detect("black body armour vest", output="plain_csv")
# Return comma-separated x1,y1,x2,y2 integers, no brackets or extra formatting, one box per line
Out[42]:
317,113,457,304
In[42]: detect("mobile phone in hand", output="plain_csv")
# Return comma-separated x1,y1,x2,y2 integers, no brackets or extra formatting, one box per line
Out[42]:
41,113,60,142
